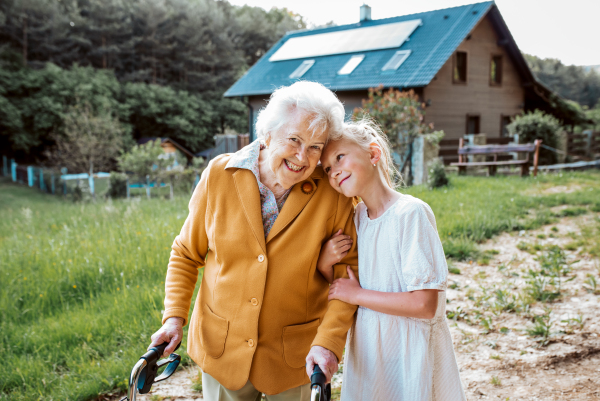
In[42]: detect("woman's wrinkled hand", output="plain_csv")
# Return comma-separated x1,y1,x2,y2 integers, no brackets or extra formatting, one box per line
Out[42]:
328,266,362,304
305,345,338,383
148,317,183,357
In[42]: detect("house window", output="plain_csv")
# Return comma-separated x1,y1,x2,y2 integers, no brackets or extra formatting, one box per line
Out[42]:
490,55,503,85
382,50,412,71
289,60,315,79
466,114,480,134
453,51,467,83
338,55,365,75
500,115,512,137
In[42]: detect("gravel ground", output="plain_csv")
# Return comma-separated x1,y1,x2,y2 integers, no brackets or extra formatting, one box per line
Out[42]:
110,209,600,401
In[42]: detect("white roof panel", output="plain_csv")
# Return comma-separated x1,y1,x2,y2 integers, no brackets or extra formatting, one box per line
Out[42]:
269,19,422,62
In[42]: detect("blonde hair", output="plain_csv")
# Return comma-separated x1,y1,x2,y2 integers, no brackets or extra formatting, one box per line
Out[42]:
334,117,401,189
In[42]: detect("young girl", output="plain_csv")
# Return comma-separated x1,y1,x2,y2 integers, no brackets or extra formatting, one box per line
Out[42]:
316,119,466,400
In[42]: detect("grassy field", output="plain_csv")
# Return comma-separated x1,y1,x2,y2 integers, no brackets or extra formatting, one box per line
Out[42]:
0,178,200,401
1,171,599,400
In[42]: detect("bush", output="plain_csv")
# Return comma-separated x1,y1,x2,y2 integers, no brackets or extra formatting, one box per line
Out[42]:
107,172,128,198
506,110,562,165
427,158,449,189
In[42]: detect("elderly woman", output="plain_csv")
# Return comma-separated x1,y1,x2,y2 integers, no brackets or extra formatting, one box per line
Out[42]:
148,81,358,401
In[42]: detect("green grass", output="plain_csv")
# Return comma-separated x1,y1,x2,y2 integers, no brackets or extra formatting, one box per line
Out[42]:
0,178,200,400
403,171,600,260
1,170,600,400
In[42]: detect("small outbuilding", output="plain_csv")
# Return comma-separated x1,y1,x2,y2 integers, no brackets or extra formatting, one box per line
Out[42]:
225,1,583,144
137,137,196,165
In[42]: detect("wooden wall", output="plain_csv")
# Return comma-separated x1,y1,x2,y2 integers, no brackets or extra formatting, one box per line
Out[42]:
423,15,525,140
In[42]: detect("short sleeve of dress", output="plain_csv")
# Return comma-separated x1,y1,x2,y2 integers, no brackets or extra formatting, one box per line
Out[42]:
399,200,447,292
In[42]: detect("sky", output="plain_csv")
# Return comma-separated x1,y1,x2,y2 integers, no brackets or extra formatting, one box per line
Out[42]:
227,0,600,67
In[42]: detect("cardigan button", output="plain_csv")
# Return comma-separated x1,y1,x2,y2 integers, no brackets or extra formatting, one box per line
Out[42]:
251,298,259,306
258,254,265,263
248,339,254,347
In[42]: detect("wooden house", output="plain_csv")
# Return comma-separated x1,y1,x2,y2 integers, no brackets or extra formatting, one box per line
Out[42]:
224,1,581,162
137,137,195,164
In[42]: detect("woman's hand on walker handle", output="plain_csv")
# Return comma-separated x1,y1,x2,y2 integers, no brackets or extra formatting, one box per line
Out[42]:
317,229,353,284
148,317,184,357
328,266,362,305
305,345,339,383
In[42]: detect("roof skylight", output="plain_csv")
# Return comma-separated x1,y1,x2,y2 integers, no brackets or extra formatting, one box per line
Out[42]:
270,19,422,62
382,50,412,71
289,60,315,79
338,55,365,75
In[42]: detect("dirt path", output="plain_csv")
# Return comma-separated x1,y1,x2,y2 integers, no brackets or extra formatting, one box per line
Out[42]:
113,210,600,401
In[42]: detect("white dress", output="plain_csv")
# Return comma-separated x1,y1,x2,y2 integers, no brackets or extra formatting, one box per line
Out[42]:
341,195,466,401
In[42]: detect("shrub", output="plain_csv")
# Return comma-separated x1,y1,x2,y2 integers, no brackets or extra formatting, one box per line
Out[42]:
427,158,449,189
506,110,562,165
107,172,128,198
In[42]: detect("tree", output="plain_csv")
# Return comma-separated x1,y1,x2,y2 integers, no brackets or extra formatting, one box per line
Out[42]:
353,86,443,155
525,54,600,109
118,139,171,182
45,101,127,175
353,86,444,185
121,82,215,151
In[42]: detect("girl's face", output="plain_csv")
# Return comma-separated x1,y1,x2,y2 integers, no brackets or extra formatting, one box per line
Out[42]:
321,139,379,198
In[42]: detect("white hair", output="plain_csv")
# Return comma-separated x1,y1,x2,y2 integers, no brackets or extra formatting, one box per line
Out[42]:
255,81,345,142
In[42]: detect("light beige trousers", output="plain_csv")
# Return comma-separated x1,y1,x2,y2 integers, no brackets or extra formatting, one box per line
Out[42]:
202,372,311,401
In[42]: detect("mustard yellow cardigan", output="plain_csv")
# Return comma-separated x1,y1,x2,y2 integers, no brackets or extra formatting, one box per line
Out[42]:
162,154,358,394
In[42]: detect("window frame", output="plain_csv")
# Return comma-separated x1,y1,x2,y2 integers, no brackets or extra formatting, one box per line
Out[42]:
489,54,503,86
338,54,365,75
381,50,412,72
289,60,315,79
465,113,481,135
452,50,468,84
499,114,513,137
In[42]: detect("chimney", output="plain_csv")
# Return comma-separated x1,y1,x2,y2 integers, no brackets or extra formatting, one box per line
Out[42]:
360,4,371,22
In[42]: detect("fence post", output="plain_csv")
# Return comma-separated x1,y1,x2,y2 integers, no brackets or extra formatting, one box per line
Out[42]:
88,173,95,197
126,176,130,199
61,167,67,195
146,175,150,199
27,166,34,187
51,172,55,194
40,169,45,192
2,156,7,177
11,160,17,182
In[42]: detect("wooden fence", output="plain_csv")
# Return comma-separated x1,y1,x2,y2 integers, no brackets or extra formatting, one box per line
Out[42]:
567,131,600,160
439,137,512,165
441,133,600,166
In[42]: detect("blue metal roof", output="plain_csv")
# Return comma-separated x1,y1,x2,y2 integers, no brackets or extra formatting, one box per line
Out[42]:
224,1,495,97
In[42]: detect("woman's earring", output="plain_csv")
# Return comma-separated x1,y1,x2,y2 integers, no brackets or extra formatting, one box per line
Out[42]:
373,163,376,167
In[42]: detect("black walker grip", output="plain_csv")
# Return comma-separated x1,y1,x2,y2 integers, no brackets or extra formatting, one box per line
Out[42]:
310,365,331,401
137,342,181,394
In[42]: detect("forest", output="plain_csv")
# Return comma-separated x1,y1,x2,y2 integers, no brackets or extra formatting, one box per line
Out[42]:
0,0,305,162
1,0,599,166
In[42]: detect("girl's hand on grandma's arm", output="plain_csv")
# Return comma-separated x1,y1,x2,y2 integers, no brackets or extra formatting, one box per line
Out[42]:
317,229,353,284
328,266,362,304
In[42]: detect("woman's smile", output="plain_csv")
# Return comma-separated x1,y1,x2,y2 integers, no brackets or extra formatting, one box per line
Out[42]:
284,159,305,172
